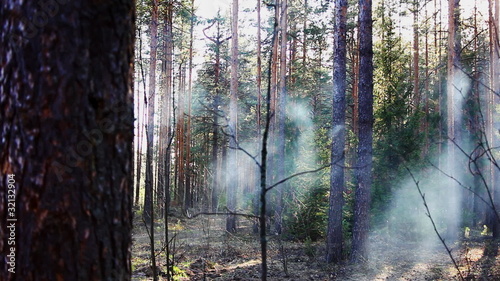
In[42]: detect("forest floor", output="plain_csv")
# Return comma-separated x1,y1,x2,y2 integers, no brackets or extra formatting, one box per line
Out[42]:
131,213,500,281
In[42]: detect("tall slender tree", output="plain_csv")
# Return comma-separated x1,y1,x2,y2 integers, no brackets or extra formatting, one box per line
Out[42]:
275,0,288,234
162,0,174,214
351,0,374,262
227,0,239,233
487,0,500,237
327,0,348,264
144,0,159,225
446,0,461,240
0,0,135,279
203,15,231,212
412,0,420,110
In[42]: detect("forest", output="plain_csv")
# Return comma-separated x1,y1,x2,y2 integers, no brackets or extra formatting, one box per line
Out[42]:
0,0,499,280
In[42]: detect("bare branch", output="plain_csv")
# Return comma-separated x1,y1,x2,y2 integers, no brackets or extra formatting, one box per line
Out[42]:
266,164,330,192
265,154,363,192
220,126,262,168
428,161,493,212
202,21,217,43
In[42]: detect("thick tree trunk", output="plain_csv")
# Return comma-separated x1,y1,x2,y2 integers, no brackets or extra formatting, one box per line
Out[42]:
351,0,373,263
326,0,347,264
0,1,134,280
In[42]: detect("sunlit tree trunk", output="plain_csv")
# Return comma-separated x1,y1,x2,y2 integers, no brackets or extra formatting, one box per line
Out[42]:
226,0,239,233
412,0,420,110
423,3,430,156
326,0,348,264
135,25,146,207
0,1,134,279
351,0,373,263
144,0,158,226
488,0,500,237
436,0,444,169
268,1,280,194
185,0,195,212
162,1,174,278
253,0,263,233
162,0,174,214
176,61,187,209
275,0,288,234
446,0,462,241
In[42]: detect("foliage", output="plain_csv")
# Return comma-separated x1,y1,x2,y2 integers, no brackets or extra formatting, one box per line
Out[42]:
286,186,329,241
371,1,426,222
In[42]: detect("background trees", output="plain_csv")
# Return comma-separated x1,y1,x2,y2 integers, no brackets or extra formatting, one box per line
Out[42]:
132,0,500,265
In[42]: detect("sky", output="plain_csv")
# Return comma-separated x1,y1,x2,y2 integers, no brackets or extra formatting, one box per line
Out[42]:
195,0,232,19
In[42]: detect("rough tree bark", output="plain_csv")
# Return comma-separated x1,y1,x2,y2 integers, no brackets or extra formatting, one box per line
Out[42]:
351,0,374,263
326,0,348,264
0,0,135,280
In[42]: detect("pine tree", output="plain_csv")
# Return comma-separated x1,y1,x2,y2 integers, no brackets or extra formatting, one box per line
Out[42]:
326,0,348,264
351,0,374,262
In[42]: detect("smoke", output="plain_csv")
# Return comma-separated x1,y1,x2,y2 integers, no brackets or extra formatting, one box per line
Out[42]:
368,72,472,267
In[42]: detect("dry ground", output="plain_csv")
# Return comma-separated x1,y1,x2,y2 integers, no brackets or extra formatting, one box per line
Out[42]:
131,214,500,281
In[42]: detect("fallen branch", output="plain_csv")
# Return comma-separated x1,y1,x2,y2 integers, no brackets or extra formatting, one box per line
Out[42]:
188,207,260,220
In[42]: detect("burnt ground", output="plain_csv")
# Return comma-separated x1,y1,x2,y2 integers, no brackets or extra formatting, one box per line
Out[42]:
131,214,500,281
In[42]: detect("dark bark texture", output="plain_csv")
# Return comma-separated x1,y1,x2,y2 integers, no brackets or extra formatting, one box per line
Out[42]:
326,0,347,264
351,0,374,263
0,0,135,280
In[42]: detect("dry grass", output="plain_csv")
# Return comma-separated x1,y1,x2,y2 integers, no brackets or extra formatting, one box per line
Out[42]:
131,213,500,281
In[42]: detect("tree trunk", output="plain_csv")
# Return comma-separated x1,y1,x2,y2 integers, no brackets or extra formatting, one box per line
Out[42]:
488,0,500,238
254,0,263,233
136,24,148,208
226,0,239,233
326,0,348,264
176,62,187,210
144,0,158,225
351,0,374,263
185,0,195,212
0,1,134,280
275,0,288,235
163,0,174,215
413,0,420,110
446,0,461,241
